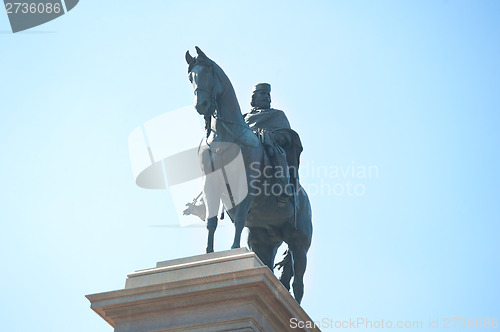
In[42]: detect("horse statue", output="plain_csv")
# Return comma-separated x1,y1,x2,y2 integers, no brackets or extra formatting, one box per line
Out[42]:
185,46,313,304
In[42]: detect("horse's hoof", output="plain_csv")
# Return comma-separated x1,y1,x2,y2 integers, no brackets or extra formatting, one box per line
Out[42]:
206,248,214,253
279,280,291,291
231,245,240,249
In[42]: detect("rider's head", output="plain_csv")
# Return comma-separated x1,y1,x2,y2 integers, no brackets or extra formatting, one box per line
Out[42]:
251,83,271,110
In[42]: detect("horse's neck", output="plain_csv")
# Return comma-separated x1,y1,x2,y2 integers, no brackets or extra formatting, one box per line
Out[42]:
216,80,244,124
210,72,249,138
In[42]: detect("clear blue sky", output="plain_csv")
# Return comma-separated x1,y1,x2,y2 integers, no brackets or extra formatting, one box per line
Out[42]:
1,1,499,331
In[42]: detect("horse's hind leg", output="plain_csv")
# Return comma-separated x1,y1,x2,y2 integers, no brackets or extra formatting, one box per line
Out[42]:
290,246,307,304
231,195,252,249
247,227,278,270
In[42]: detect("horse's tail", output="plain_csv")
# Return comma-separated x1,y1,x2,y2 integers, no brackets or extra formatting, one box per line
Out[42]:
274,249,291,269
274,249,293,290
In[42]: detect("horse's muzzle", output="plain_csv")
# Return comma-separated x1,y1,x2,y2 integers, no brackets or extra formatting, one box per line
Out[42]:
195,101,214,116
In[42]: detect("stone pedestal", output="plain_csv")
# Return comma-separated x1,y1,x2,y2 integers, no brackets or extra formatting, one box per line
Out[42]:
86,248,320,331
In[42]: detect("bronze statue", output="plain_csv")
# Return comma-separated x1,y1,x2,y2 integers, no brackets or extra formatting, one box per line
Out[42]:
184,47,312,304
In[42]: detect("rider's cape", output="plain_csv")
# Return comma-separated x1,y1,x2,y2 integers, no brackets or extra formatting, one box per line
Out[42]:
244,108,291,130
244,108,303,186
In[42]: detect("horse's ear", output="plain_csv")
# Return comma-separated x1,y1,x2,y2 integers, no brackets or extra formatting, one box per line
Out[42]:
195,46,207,58
185,50,194,65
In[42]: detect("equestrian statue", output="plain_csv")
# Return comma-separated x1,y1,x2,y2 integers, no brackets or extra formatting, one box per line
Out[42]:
183,46,313,304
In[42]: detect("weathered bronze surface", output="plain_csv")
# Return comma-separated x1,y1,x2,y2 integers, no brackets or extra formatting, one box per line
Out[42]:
184,47,312,303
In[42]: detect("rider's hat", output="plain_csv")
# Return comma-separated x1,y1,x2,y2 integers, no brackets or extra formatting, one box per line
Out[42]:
252,83,271,93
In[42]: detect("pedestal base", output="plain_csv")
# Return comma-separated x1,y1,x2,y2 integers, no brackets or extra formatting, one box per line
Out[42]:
86,248,320,331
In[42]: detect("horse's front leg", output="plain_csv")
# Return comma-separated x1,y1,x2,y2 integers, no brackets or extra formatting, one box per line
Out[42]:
206,216,218,253
204,198,220,253
203,177,221,253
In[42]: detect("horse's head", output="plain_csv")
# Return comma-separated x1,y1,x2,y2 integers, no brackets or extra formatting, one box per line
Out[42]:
185,47,222,117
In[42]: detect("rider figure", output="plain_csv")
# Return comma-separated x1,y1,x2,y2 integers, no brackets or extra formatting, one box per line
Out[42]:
244,83,303,193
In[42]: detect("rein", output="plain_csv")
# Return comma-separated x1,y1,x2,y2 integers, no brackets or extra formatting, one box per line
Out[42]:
190,59,218,138
215,116,259,148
